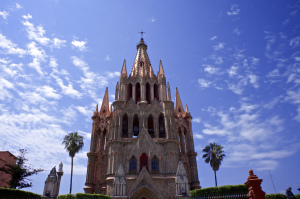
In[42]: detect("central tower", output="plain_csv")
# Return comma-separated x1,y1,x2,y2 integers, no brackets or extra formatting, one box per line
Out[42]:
84,38,200,198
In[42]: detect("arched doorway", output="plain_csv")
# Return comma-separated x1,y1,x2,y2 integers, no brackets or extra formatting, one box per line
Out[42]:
130,186,159,199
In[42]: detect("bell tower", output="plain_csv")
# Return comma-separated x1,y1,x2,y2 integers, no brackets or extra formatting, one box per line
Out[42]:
84,37,200,198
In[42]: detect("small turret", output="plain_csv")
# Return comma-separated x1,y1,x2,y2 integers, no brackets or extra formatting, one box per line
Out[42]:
158,60,165,77
121,60,127,78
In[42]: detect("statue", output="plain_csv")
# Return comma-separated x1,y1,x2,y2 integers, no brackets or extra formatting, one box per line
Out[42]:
42,162,64,199
286,187,296,199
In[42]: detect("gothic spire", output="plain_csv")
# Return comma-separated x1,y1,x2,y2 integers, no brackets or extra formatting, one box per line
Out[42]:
121,60,127,78
175,87,184,116
158,60,165,77
130,38,154,78
100,87,110,117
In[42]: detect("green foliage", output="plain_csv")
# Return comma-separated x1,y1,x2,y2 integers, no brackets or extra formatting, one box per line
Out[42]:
57,193,111,199
76,193,111,198
265,193,286,199
57,194,76,199
62,132,84,158
295,194,300,199
0,187,41,199
0,149,43,189
190,184,248,197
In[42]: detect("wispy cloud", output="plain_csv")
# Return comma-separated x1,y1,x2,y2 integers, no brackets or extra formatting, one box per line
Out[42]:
227,5,240,16
0,33,27,56
71,39,87,51
151,17,156,22
0,11,9,19
213,42,225,51
198,78,212,88
104,55,110,61
53,38,66,49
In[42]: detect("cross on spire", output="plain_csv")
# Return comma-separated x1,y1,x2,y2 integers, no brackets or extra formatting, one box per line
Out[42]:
139,31,145,38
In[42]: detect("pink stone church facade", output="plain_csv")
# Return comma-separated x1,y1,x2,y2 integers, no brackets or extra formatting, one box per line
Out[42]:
84,38,200,198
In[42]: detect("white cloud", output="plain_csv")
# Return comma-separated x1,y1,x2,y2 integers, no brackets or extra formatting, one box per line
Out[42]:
198,78,211,88
0,11,9,19
192,117,201,123
210,36,217,41
36,86,61,99
213,42,224,51
52,74,83,99
233,28,241,35
227,5,240,16
203,65,220,75
27,42,47,75
0,33,27,56
22,20,50,46
75,106,91,117
53,38,66,49
15,3,22,10
194,133,203,139
227,66,238,77
151,17,156,22
22,14,32,20
71,39,87,51
290,36,300,48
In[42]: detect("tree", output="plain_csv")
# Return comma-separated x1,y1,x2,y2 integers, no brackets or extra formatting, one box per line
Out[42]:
202,142,225,187
0,149,43,189
62,132,84,194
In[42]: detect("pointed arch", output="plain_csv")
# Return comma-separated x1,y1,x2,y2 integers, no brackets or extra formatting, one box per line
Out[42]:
178,128,185,153
146,82,151,104
148,114,154,138
133,114,139,137
154,83,159,101
151,156,159,174
129,156,137,174
127,83,132,102
122,114,128,138
140,153,148,171
158,113,165,138
135,82,141,104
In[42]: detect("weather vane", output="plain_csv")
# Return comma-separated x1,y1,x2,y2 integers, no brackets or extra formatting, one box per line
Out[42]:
139,30,145,38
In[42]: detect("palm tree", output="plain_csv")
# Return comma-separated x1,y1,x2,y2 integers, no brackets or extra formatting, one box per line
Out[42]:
202,142,225,187
62,132,84,194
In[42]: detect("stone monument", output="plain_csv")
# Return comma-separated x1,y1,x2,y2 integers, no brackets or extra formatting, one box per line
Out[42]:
42,162,64,199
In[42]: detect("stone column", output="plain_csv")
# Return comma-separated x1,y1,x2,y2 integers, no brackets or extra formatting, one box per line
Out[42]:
244,169,266,199
132,84,136,103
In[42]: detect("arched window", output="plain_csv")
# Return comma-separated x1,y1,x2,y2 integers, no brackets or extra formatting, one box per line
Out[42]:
146,82,151,104
135,82,141,104
151,156,159,174
140,153,148,171
129,156,137,174
133,114,139,137
159,114,165,138
154,84,159,101
122,114,128,138
127,83,132,102
148,115,154,138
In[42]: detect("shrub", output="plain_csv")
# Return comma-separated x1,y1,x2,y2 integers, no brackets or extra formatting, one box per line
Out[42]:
295,194,300,199
76,193,111,198
190,184,248,197
57,193,111,199
57,194,76,199
265,193,286,199
0,187,41,199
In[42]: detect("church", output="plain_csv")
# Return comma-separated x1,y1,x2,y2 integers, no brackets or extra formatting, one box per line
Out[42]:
84,37,200,198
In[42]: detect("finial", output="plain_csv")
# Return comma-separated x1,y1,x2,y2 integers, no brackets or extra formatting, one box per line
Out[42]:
139,30,145,38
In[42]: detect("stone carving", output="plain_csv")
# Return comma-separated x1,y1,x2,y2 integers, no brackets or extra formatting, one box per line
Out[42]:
42,162,63,199
175,161,190,196
286,187,296,199
113,164,126,196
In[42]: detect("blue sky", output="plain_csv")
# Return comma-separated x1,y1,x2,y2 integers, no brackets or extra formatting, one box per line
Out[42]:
0,0,299,196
